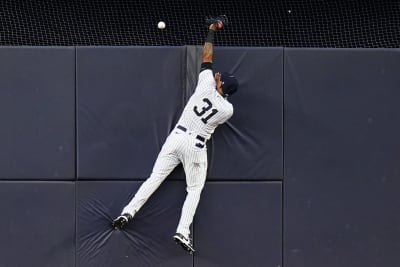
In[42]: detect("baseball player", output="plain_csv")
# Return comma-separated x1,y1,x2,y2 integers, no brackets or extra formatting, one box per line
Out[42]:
113,15,238,254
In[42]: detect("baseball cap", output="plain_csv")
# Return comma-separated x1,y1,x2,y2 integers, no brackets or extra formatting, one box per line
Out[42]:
221,72,239,97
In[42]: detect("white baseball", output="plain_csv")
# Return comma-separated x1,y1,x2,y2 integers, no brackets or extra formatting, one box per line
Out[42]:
158,21,166,29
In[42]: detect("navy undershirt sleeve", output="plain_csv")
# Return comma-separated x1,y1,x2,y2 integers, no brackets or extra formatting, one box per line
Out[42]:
200,62,213,72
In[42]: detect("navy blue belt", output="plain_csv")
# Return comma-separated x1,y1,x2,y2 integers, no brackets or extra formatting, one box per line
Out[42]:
177,125,205,148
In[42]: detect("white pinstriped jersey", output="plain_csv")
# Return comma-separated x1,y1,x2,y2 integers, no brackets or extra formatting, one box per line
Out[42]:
176,69,233,140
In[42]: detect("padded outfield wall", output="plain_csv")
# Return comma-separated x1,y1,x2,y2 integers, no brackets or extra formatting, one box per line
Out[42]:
0,47,399,267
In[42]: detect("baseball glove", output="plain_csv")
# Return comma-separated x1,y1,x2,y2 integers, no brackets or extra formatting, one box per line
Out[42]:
205,15,229,30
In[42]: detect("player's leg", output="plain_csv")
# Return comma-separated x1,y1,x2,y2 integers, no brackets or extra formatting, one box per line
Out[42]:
174,149,207,252
113,136,181,229
122,150,180,218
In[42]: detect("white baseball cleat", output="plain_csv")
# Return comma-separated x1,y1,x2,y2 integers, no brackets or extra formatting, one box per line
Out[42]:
173,233,195,254
112,213,132,230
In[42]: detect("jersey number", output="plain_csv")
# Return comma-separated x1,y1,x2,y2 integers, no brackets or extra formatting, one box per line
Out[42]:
193,98,218,124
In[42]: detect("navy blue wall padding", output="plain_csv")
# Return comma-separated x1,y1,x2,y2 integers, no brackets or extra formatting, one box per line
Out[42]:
3,46,400,267
0,181,75,267
284,49,400,267
77,47,185,179
76,180,193,267
208,48,283,179
0,47,75,179
194,181,282,267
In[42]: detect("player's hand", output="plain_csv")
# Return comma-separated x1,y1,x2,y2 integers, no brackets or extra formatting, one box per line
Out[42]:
205,15,229,31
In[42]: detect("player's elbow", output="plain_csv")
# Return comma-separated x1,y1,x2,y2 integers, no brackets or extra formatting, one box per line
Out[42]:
202,52,213,63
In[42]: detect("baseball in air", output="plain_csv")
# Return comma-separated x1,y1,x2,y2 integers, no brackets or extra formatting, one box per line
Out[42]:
158,21,166,29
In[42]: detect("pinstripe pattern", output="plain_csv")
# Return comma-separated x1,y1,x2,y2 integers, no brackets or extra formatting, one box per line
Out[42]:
178,69,233,140
121,69,233,239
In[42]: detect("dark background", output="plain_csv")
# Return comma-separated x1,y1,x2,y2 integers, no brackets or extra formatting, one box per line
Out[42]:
0,0,399,47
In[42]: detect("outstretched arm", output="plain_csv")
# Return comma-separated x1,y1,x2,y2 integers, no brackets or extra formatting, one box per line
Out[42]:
202,24,217,64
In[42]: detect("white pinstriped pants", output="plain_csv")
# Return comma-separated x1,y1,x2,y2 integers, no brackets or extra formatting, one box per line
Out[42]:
122,128,207,238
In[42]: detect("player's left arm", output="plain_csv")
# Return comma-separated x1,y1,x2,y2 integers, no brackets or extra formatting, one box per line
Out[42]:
202,23,217,65
197,16,228,89
197,23,217,89
201,15,228,69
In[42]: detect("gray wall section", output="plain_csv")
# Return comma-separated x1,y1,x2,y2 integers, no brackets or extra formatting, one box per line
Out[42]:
0,181,75,267
0,47,75,179
209,47,283,179
194,182,282,267
77,46,185,179
284,49,400,267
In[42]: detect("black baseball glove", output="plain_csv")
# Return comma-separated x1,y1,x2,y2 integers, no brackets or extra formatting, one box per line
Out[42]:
205,15,229,30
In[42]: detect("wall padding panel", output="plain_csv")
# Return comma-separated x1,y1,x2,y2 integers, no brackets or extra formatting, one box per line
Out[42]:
0,181,75,267
77,47,185,179
194,181,282,267
0,47,75,179
284,48,400,267
208,47,283,180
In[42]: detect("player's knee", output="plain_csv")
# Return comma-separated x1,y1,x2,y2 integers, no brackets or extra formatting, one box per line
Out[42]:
186,184,203,195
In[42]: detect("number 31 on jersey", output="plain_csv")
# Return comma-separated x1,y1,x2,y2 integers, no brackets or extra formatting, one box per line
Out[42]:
193,98,218,124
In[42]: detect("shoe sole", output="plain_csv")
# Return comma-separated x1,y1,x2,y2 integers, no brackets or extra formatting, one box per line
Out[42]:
173,235,195,254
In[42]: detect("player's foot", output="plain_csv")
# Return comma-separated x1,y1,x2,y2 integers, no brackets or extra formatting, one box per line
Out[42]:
173,233,195,254
112,213,132,230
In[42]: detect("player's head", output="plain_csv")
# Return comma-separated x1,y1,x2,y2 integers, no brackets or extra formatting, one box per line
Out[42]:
220,72,238,97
